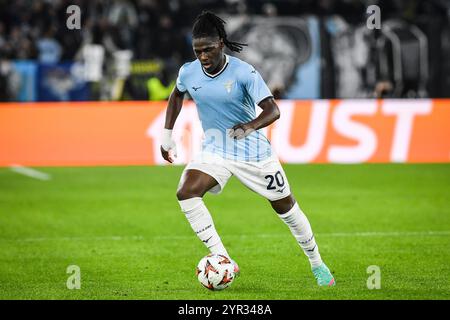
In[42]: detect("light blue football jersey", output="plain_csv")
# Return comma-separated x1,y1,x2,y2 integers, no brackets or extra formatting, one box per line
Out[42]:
176,54,273,162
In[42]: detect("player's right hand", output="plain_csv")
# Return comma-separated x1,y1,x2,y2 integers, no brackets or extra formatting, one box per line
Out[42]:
161,129,177,163
161,144,177,163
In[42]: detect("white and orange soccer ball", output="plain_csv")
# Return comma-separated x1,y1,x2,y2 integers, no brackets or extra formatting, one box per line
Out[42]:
196,254,236,291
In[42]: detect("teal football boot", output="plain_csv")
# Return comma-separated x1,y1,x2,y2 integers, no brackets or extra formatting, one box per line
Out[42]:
312,263,335,287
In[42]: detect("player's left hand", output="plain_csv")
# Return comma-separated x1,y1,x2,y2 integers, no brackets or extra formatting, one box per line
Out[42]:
229,123,255,140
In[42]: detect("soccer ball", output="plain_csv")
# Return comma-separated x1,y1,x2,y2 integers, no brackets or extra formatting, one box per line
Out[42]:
196,254,236,291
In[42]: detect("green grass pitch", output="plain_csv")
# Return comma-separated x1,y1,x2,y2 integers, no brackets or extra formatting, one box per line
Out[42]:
0,163,449,300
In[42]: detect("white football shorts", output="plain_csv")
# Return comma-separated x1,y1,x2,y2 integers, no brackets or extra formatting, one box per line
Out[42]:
180,152,291,201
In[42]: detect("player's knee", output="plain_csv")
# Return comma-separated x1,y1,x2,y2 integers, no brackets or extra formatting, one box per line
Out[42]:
271,194,296,214
176,186,204,201
176,188,189,201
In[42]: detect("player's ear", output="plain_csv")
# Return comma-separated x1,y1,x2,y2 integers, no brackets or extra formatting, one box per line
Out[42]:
219,38,225,50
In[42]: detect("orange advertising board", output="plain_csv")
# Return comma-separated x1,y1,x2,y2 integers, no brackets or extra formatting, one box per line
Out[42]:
0,100,449,167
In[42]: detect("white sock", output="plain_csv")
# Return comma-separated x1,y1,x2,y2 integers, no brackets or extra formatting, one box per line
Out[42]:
178,197,229,257
278,202,323,268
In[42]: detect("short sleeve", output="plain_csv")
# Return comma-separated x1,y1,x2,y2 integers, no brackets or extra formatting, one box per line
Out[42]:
176,64,187,93
242,65,273,105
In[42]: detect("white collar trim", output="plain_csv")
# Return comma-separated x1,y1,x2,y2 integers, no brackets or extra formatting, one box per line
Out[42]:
202,54,229,77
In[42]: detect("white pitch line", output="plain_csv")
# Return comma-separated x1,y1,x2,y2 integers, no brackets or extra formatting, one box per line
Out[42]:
154,230,450,240
9,164,51,181
317,230,450,238
0,235,145,242
0,230,449,243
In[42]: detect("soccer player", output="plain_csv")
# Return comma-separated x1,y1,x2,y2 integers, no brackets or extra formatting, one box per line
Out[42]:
160,11,335,287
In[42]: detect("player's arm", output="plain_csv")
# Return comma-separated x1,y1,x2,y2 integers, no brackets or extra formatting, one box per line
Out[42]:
160,86,185,163
229,97,280,139
248,97,280,130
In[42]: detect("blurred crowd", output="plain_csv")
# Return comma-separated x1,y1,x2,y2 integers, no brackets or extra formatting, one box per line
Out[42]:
0,0,190,64
2,0,445,64
0,0,449,101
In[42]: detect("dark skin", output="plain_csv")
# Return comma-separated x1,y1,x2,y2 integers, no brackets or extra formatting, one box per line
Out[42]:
161,36,296,214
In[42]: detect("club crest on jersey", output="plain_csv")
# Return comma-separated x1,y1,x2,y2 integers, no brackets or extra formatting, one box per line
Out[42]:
223,80,234,93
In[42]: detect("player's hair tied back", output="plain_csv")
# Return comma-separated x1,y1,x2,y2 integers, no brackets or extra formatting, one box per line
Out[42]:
192,10,247,53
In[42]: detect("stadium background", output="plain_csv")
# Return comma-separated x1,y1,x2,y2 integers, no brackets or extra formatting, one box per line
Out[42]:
0,0,449,300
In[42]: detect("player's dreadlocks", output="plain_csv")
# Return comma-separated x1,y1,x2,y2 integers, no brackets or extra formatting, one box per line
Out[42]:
192,11,247,53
